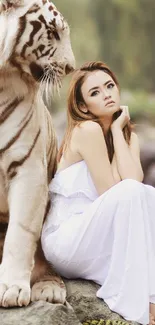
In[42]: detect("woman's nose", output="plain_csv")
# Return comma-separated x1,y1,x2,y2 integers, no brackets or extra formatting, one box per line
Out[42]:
103,92,111,100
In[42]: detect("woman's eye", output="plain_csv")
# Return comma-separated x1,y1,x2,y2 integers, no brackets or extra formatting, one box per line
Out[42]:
91,90,99,96
107,83,115,89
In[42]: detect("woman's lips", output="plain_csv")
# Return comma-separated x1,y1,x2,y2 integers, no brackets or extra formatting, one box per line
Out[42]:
105,100,115,107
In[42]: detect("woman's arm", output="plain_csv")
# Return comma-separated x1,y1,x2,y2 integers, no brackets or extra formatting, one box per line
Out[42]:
111,107,144,182
111,153,121,183
75,121,117,195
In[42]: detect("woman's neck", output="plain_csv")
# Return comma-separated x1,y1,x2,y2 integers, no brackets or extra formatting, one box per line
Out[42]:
99,117,112,135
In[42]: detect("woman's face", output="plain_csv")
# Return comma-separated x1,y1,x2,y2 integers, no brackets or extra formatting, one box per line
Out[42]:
80,70,120,118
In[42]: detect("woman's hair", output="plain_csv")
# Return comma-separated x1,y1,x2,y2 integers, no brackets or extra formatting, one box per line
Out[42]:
58,61,133,163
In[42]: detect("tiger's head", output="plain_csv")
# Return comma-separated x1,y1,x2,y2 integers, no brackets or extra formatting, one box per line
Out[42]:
0,0,75,91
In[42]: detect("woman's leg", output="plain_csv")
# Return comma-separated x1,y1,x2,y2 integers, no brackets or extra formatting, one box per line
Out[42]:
41,179,155,324
96,181,155,325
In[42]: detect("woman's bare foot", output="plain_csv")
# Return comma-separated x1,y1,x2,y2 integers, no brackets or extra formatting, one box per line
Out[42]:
149,313,155,325
149,303,155,325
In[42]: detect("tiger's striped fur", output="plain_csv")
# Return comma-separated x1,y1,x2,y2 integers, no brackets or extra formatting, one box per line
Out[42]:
0,0,75,308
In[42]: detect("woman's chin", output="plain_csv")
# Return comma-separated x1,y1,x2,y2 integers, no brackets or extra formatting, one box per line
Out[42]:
114,106,121,112
108,107,120,116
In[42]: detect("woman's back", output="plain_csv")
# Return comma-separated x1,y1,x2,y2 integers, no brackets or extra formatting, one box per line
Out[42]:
57,125,83,173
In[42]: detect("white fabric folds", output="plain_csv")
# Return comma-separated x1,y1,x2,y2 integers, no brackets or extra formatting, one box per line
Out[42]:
42,160,155,324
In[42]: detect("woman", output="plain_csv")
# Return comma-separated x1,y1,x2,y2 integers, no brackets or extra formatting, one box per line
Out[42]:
41,61,155,325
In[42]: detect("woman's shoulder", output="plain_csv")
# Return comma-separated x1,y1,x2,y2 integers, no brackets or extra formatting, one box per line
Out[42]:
71,121,105,156
73,121,103,139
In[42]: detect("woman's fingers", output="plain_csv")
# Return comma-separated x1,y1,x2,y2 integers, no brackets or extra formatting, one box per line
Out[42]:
120,105,130,120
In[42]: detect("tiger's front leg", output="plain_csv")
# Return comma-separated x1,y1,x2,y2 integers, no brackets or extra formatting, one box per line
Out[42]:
0,164,48,307
31,240,66,305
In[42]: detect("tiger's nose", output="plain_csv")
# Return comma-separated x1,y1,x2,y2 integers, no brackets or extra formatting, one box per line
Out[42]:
65,64,75,75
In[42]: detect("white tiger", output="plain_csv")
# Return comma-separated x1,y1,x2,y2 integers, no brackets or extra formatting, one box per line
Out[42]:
0,0,75,308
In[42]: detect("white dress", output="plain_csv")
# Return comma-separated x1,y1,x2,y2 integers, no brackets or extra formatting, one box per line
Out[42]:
41,160,155,325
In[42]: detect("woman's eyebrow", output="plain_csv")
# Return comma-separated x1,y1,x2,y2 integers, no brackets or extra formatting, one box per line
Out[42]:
88,80,112,93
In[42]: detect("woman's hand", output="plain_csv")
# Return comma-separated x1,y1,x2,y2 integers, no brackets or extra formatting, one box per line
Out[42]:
111,105,130,131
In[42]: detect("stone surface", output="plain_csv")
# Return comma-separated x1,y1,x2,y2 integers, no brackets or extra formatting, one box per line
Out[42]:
0,300,81,325
0,280,138,325
66,279,123,322
66,280,138,324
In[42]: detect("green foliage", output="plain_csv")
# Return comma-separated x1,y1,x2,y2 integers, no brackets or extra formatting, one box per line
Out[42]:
122,90,155,121
90,0,155,91
55,0,100,65
51,0,155,115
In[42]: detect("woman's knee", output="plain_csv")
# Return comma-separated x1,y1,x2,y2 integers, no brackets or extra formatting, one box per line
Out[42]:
116,179,143,199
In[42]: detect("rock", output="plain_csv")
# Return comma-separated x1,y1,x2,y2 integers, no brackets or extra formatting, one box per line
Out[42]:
140,141,155,186
66,279,122,322
66,279,138,324
0,280,139,325
0,300,81,325
144,164,155,186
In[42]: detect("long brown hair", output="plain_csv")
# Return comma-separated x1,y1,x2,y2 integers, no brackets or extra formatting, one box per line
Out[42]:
58,61,133,163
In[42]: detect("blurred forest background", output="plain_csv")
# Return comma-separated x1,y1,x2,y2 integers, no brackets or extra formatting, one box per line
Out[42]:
52,0,155,185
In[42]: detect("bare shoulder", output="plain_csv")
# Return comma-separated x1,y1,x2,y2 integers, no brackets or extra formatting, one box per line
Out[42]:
80,120,102,132
73,121,103,140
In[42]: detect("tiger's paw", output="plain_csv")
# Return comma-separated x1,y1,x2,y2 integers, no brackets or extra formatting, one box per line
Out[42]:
31,280,66,304
0,283,31,307
0,263,31,307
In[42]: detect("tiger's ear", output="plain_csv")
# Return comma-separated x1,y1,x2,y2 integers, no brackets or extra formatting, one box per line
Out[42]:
0,0,23,12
